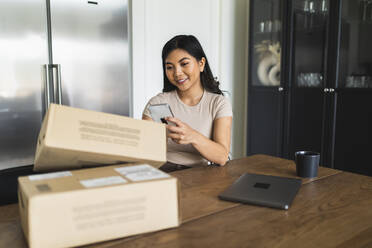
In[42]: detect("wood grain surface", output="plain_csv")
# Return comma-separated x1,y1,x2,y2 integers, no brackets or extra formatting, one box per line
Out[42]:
0,154,359,248
102,172,372,248
172,154,341,223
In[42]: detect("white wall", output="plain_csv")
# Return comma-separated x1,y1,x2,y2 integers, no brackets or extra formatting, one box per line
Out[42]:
131,0,248,159
219,0,249,159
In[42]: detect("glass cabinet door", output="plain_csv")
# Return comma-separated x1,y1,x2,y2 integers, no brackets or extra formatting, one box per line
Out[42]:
288,0,330,162
250,0,282,87
292,0,329,88
333,0,372,176
247,0,285,157
338,0,372,88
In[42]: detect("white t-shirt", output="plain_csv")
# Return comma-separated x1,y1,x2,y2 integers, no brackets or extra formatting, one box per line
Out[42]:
143,90,233,166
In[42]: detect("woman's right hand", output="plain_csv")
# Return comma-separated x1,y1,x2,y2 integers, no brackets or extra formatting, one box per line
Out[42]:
165,117,199,145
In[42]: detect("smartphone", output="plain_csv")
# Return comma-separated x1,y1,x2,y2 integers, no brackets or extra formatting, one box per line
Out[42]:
148,103,175,125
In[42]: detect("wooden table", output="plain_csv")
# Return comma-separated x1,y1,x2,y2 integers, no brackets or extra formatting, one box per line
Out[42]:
1,154,372,248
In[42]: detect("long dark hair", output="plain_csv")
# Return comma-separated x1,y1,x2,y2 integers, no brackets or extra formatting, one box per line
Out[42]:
161,35,223,95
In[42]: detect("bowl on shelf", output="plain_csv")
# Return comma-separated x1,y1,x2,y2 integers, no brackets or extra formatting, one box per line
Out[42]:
345,75,372,88
297,73,323,87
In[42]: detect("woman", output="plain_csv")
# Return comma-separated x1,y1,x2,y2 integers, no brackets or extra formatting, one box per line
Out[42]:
142,35,232,172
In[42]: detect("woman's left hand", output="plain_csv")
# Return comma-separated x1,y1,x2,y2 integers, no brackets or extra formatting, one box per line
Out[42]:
165,117,199,145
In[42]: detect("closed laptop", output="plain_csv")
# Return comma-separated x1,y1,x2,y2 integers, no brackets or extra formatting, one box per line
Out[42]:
219,173,301,210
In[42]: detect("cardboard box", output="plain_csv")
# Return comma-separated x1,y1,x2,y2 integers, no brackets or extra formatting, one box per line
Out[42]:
18,163,180,248
34,104,166,172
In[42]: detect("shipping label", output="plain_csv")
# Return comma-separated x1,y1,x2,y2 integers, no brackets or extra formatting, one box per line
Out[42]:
115,164,169,181
28,171,72,181
80,176,127,188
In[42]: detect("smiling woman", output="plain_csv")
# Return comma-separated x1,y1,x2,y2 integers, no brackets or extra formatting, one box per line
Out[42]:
142,35,233,172
164,49,205,100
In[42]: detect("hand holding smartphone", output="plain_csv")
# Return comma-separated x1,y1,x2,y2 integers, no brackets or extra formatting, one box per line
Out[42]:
148,103,176,126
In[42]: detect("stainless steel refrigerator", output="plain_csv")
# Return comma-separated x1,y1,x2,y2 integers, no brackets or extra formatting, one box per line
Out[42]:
0,0,130,203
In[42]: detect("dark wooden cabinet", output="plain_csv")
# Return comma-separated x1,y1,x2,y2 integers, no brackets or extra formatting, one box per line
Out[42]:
333,90,372,175
248,87,284,157
288,88,326,160
247,0,287,158
247,0,372,176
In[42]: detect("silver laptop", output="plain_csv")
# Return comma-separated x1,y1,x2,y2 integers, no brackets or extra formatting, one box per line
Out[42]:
218,173,302,210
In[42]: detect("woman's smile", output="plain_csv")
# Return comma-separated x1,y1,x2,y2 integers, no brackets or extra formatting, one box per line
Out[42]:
176,78,188,84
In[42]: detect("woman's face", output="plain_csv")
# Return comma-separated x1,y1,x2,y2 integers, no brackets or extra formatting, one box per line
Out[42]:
165,49,205,92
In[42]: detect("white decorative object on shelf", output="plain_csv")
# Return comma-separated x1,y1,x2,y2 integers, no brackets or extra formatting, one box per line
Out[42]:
255,40,281,86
